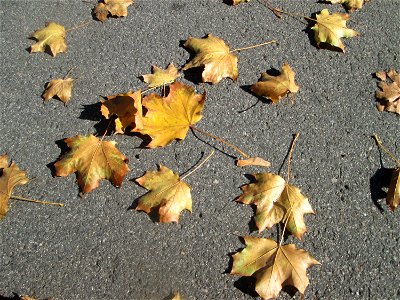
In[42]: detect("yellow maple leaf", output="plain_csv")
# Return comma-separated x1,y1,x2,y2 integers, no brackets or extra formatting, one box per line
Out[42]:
182,34,238,84
54,134,129,194
100,90,143,133
237,173,314,239
42,77,74,105
375,69,400,115
135,165,192,223
326,0,369,11
139,82,205,148
30,22,67,57
231,236,320,299
94,0,133,22
0,155,29,219
251,63,299,103
141,63,181,88
311,9,358,52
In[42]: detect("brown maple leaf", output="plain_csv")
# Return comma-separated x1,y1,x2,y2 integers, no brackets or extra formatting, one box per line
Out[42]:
251,63,299,103
311,9,358,52
375,69,400,115
42,77,74,105
139,82,205,148
231,236,320,299
30,22,67,57
135,165,192,223
94,0,133,22
54,134,129,194
237,173,314,239
387,168,400,211
100,90,143,133
182,34,238,84
0,155,29,219
141,63,181,88
326,0,369,12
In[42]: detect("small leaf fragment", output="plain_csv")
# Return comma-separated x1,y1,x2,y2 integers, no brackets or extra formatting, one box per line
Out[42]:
375,69,400,115
230,0,251,5
237,173,314,239
42,77,74,105
236,157,271,167
94,0,133,22
311,9,358,52
171,291,182,300
100,90,143,133
139,82,205,148
135,165,192,223
182,34,238,84
231,236,320,299
0,155,29,219
387,168,400,211
54,134,129,194
30,22,67,57
141,63,181,88
251,63,299,103
326,0,369,12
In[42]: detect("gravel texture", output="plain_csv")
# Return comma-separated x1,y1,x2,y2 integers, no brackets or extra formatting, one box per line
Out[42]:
0,0,399,299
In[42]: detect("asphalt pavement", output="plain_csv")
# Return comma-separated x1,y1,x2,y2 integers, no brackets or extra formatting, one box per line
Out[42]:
0,0,399,299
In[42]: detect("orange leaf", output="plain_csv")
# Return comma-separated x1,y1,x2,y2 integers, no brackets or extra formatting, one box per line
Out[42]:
135,165,192,223
54,134,129,194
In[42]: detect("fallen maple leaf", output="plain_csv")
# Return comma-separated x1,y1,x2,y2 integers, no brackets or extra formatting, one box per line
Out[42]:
231,236,320,299
182,34,238,84
387,168,400,211
54,134,129,194
0,155,29,219
230,0,251,5
139,82,205,148
251,63,299,103
94,0,133,22
141,63,181,88
311,9,358,52
135,165,192,223
236,157,271,167
30,22,67,57
171,292,182,300
100,90,143,133
237,173,314,239
375,69,400,115
326,0,369,11
42,77,74,105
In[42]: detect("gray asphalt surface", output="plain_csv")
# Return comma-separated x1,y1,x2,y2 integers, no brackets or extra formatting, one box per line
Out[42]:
0,0,399,299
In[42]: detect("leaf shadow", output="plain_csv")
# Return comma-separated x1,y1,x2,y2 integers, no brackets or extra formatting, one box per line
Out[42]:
79,102,113,136
190,128,236,159
46,138,70,177
179,39,205,85
0,293,21,300
370,167,393,212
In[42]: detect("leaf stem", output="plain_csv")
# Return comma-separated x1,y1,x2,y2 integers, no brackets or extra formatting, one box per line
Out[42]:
190,126,250,158
257,0,317,22
373,134,400,166
141,86,159,94
279,207,292,246
287,133,300,183
64,67,74,79
230,40,277,53
12,195,64,207
181,150,215,180
66,20,92,32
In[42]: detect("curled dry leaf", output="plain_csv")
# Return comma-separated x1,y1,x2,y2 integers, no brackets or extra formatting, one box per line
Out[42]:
237,173,314,239
236,157,271,168
135,165,192,223
54,134,129,194
141,63,181,88
0,155,29,220
311,9,358,52
231,236,320,300
387,168,400,211
326,0,369,12
94,0,133,22
42,77,74,105
182,34,238,84
139,82,205,148
375,69,400,115
100,90,143,133
251,63,299,103
30,22,67,57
